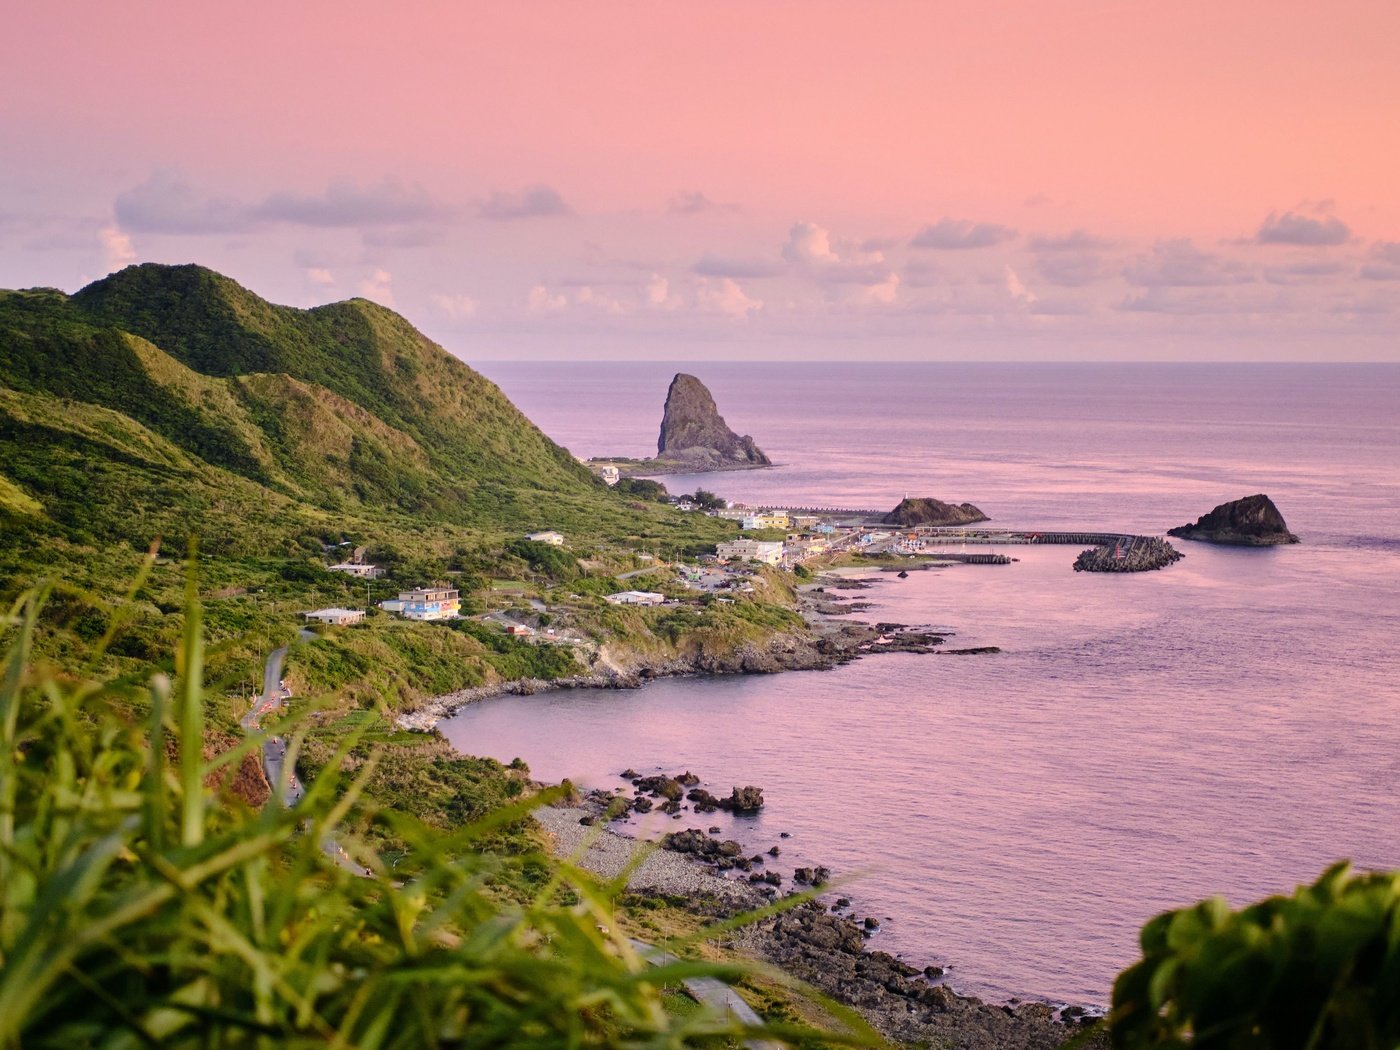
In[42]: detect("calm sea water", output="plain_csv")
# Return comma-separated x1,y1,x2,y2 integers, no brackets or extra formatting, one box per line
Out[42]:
444,363,1400,1006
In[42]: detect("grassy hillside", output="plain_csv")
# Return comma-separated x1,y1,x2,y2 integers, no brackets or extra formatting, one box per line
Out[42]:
0,263,744,720
0,265,736,550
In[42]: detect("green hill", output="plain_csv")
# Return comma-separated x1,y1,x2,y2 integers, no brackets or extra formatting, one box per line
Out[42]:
0,264,726,558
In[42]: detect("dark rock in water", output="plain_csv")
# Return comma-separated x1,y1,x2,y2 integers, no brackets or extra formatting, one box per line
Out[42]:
656,373,770,468
674,770,700,786
634,775,684,800
619,768,639,779
688,788,721,813
883,497,989,527
896,570,909,578
1168,493,1300,546
631,796,654,813
768,845,781,857
1074,536,1184,573
723,785,765,813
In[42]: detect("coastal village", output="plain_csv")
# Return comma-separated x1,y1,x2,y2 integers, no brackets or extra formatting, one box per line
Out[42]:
302,372,1220,634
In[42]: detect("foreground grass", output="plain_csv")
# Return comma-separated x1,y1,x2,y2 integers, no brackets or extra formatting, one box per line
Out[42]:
0,569,867,1048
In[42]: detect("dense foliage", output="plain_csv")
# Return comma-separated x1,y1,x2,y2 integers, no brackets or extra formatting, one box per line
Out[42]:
0,267,737,560
1111,863,1400,1048
0,579,818,1048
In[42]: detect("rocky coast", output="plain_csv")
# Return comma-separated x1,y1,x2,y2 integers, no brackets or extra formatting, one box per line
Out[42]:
394,573,960,731
535,792,1104,1049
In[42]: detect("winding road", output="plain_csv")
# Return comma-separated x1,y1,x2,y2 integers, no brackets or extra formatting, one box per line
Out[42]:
242,632,369,876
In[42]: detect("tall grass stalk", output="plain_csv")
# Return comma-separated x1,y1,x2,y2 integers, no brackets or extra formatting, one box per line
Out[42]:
0,574,859,1047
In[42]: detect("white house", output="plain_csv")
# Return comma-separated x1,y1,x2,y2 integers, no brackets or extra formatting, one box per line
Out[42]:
304,608,365,626
379,587,461,621
328,562,382,579
605,590,667,606
741,511,790,530
527,531,565,546
599,465,620,486
715,539,784,566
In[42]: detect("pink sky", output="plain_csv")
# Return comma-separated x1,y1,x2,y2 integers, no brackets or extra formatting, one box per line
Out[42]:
3,1,1398,360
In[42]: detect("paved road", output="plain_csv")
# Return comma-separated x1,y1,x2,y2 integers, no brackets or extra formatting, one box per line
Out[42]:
242,634,370,878
630,939,783,1049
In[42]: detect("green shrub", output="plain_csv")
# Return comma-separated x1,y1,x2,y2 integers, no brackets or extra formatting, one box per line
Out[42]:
1111,862,1400,1048
0,575,844,1048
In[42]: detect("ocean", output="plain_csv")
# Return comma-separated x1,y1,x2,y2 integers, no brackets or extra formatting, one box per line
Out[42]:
442,361,1400,1006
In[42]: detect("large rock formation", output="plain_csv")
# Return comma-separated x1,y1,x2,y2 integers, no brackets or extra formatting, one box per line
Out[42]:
655,373,770,469
1168,494,1300,546
883,497,988,527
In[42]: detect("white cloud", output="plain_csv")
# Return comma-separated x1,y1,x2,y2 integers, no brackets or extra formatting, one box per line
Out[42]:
696,277,762,318
357,269,396,308
572,286,630,314
1256,210,1350,247
431,292,478,318
783,221,839,264
1004,265,1037,304
911,218,1016,250
1125,240,1253,288
307,267,336,286
479,185,571,221
99,226,135,272
857,272,901,305
528,285,568,313
781,220,898,298
647,273,679,309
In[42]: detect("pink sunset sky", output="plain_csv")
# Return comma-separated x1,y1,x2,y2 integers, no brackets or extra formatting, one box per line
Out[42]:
3,1,1398,361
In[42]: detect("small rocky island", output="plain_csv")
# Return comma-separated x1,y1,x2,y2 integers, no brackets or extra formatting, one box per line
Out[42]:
1073,536,1184,573
883,496,989,527
590,373,770,477
1168,494,1300,546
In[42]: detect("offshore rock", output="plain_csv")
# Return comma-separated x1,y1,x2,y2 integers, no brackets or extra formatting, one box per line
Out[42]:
1073,537,1183,573
1168,494,1300,546
656,373,770,468
883,497,989,527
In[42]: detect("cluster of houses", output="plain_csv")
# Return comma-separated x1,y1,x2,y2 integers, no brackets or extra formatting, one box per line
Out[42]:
303,516,916,634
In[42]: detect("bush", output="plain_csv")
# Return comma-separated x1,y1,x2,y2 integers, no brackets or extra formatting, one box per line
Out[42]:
0,576,833,1047
1111,862,1400,1048
504,538,579,582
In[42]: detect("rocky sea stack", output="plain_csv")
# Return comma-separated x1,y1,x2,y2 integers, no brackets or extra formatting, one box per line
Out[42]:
655,373,771,469
883,497,989,527
1168,494,1300,546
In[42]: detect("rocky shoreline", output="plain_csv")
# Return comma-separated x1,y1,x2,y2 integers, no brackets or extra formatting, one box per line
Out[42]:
536,792,1104,1049
395,573,969,731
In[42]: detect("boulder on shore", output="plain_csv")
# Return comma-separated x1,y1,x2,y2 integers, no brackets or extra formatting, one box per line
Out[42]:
882,497,988,528
1168,494,1300,546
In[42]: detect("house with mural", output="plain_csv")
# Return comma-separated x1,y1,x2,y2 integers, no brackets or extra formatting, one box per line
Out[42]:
715,539,784,566
379,587,461,621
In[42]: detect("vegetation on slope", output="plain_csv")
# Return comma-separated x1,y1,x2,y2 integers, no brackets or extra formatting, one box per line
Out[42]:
0,581,836,1048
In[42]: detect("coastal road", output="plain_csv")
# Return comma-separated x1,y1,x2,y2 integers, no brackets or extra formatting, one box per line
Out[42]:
242,633,370,878
629,939,783,1050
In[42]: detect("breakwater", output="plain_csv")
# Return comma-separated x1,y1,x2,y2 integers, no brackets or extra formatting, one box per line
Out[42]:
1073,536,1184,573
